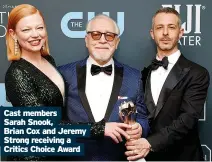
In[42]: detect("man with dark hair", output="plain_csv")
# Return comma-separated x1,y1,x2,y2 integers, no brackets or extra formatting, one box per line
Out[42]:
125,7,210,161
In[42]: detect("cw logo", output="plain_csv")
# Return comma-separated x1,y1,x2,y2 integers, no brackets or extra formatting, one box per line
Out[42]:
61,12,124,38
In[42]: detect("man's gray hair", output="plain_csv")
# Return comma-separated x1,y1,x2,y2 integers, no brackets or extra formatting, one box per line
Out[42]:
86,14,120,35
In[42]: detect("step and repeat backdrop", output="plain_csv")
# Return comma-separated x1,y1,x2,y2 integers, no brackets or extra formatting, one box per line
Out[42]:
0,0,211,161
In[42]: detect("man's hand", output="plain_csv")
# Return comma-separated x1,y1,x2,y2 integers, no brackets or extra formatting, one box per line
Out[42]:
125,138,151,161
126,122,142,140
105,122,131,143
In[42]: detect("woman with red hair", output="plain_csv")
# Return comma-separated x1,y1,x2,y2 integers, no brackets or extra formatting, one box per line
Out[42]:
4,4,110,161
5,4,63,108
5,4,65,161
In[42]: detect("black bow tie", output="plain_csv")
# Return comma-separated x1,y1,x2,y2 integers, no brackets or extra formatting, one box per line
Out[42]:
91,64,112,76
151,56,169,70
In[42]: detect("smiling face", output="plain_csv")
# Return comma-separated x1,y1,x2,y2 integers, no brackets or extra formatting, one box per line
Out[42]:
85,16,120,65
150,13,184,56
9,12,47,54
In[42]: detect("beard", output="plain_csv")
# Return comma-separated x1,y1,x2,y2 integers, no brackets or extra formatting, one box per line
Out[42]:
91,51,113,63
156,37,179,52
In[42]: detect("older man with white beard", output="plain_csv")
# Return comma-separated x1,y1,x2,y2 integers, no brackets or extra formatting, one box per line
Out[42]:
59,14,149,161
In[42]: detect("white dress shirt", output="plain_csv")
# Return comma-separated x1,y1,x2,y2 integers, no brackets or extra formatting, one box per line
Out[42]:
151,50,181,105
85,57,114,122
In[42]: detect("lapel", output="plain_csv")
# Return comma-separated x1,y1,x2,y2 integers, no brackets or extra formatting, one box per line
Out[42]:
104,61,123,121
144,72,157,120
141,65,152,93
142,65,155,113
154,55,191,118
76,58,123,122
76,58,95,122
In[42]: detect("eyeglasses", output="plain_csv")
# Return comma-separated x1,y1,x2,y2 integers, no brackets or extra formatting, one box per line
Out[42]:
87,31,118,42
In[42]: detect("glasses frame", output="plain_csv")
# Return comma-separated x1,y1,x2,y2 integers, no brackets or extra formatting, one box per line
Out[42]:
87,31,118,42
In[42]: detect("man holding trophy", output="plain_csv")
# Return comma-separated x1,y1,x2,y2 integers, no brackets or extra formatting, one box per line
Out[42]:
120,101,147,162
59,14,149,161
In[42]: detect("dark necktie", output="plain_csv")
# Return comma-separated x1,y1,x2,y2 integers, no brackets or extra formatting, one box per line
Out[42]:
91,64,112,76
151,56,169,70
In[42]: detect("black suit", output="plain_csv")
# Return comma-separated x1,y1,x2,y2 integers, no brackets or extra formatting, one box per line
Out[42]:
142,55,210,161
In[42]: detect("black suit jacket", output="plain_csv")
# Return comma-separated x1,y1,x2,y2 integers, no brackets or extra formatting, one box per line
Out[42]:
142,55,210,161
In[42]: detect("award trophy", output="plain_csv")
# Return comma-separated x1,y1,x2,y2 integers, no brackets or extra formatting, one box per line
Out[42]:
119,101,136,125
119,101,146,162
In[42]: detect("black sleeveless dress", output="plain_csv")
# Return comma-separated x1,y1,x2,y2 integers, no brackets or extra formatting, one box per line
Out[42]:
5,55,105,161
